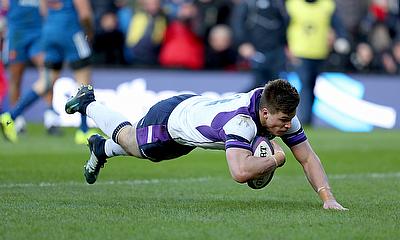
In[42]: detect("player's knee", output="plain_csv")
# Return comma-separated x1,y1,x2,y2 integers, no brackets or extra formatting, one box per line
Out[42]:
70,57,91,70
117,126,141,157
45,61,63,71
32,78,52,95
117,129,133,150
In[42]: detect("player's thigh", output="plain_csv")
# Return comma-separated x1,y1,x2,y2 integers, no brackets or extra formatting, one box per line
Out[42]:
42,32,64,66
43,45,63,68
4,29,31,64
27,32,43,64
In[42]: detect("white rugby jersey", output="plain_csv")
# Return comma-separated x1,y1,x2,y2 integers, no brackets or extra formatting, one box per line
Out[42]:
167,88,307,151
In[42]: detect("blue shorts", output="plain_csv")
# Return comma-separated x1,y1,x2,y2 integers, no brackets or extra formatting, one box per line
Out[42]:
42,28,91,66
3,28,42,64
136,94,197,162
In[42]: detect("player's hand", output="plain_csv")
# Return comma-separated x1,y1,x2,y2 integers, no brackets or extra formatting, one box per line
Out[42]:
323,199,348,211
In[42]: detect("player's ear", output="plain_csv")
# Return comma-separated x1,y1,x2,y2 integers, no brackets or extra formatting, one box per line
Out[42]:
261,107,269,119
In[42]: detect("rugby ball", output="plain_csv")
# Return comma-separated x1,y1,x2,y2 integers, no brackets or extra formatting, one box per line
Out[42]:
247,136,275,190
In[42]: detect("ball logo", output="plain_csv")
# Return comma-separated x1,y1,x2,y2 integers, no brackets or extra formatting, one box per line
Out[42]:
259,145,267,157
255,178,265,185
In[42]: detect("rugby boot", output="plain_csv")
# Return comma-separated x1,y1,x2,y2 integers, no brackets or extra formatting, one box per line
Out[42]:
0,112,18,143
65,85,95,115
84,134,107,184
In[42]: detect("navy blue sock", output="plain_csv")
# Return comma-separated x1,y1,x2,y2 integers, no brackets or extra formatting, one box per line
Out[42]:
80,114,88,132
10,89,39,120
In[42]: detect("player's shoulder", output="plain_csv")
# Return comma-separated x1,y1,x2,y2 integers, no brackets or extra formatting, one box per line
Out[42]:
224,114,257,142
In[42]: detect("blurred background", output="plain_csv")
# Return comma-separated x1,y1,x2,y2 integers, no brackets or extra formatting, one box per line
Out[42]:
0,0,399,134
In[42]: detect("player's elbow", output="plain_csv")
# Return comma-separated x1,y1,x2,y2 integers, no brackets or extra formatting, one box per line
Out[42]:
226,150,253,183
230,168,252,183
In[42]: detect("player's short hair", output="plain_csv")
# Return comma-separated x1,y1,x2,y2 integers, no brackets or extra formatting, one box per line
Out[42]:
260,79,300,114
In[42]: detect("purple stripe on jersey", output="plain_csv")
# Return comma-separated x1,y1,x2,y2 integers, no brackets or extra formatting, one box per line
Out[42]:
151,125,171,142
226,141,252,151
196,89,262,143
137,125,171,146
196,126,226,142
281,129,307,147
196,107,250,142
136,127,148,146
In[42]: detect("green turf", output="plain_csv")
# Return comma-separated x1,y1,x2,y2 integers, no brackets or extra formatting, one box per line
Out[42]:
1,124,399,240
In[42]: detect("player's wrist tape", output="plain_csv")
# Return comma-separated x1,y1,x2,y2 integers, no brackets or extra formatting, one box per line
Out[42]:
317,186,331,193
318,186,335,202
272,156,278,167
273,151,285,167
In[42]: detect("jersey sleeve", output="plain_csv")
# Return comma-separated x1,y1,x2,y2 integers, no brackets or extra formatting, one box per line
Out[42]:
280,115,308,147
223,114,257,151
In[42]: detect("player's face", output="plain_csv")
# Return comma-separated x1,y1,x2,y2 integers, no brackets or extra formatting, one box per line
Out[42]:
262,109,295,136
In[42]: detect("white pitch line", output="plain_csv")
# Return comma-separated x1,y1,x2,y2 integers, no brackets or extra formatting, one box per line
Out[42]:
0,172,399,189
0,177,213,189
329,172,400,180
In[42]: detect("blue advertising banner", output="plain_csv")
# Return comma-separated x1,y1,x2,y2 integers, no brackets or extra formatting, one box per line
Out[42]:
5,68,399,131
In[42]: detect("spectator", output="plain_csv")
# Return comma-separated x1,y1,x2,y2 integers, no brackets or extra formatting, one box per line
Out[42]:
349,42,377,73
353,0,400,74
231,0,289,90
393,38,400,70
90,0,118,30
205,24,237,70
90,0,126,65
286,0,350,125
159,2,204,69
192,0,233,40
325,0,368,71
114,0,136,35
92,12,126,65
125,0,167,66
162,0,188,20
335,0,369,46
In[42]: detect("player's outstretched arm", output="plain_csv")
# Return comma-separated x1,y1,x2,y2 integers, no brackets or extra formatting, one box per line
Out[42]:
290,140,348,211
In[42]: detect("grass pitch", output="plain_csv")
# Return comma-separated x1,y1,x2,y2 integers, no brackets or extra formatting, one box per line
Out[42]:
0,124,399,240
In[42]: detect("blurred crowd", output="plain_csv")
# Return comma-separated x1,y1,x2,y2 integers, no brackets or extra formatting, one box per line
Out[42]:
0,0,399,73
88,0,400,126
85,0,400,74
0,0,399,141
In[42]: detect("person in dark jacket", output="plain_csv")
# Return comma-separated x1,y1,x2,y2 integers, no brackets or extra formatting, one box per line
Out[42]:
231,0,289,90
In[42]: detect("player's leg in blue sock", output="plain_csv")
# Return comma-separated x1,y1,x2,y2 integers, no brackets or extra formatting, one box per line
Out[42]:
10,89,39,120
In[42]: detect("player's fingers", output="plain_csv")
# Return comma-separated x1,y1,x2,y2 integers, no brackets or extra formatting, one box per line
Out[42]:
323,203,348,211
